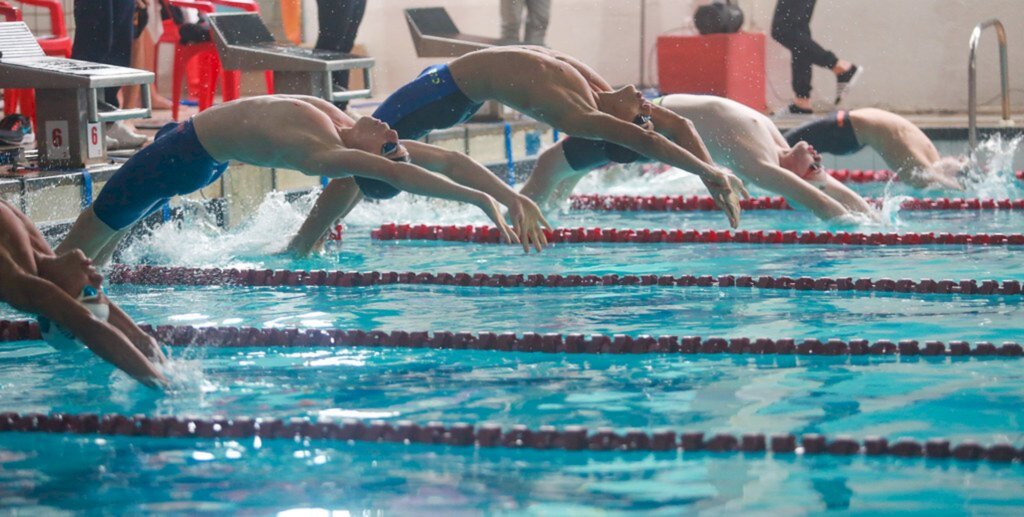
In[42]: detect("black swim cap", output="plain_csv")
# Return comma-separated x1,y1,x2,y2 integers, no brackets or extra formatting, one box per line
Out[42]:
354,142,408,200
603,113,651,164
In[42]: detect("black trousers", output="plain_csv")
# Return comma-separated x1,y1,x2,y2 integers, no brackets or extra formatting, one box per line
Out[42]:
771,0,838,99
316,0,367,109
72,0,135,108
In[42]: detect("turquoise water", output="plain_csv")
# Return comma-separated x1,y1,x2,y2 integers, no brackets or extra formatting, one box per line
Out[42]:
2,166,1023,512
2,344,1022,441
3,434,1022,514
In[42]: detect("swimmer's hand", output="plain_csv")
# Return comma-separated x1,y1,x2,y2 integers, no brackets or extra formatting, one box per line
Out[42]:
507,196,552,254
928,172,966,191
75,318,168,389
35,249,103,297
127,328,168,365
475,194,518,246
701,168,750,228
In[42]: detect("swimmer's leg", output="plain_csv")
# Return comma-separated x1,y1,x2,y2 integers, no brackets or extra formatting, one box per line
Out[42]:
520,141,593,212
287,177,364,256
56,206,123,263
92,227,130,266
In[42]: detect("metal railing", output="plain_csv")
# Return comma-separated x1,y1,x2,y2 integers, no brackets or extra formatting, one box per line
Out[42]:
968,19,1013,150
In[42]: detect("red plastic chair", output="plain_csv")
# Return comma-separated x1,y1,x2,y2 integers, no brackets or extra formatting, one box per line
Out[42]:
14,0,71,57
209,0,274,102
158,0,272,120
0,2,35,128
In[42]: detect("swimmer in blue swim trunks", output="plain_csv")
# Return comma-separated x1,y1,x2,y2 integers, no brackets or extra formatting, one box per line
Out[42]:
0,200,166,387
290,46,748,256
57,95,527,264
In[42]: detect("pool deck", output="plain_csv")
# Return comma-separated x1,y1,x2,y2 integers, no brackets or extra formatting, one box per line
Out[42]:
3,105,1021,231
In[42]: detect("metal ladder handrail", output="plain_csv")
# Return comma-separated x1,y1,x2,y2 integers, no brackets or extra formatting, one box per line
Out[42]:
968,19,1013,150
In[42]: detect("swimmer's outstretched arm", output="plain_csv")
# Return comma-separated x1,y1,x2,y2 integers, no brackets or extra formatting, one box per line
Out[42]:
403,141,551,253
0,248,166,388
741,160,854,220
287,178,363,257
649,105,716,164
105,300,168,363
298,149,519,245
563,112,749,227
803,170,878,216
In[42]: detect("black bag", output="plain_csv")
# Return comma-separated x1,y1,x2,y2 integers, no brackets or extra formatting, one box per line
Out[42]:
694,1,745,35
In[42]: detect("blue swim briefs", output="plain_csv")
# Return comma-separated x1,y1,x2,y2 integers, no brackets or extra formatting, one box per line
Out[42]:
92,119,229,230
354,64,483,199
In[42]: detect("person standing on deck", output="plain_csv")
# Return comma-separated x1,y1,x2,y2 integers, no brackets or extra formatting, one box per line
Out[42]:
771,0,863,114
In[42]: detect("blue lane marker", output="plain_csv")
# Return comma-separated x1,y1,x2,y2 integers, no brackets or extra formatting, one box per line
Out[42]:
79,169,93,208
320,176,329,188
161,203,171,223
503,123,514,185
525,131,541,156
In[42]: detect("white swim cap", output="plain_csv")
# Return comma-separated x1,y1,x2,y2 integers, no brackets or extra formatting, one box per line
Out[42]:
38,286,110,351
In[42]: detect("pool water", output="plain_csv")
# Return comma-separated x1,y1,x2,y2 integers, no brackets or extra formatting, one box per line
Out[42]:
2,155,1023,513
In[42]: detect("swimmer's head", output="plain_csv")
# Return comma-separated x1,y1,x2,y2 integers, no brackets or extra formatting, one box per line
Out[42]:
780,141,823,180
344,117,406,157
352,140,408,201
596,85,653,130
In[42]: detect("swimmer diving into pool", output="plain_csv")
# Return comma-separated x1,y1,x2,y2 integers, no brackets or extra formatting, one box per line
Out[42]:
289,46,748,256
784,108,967,190
523,94,878,222
57,95,535,265
0,200,167,388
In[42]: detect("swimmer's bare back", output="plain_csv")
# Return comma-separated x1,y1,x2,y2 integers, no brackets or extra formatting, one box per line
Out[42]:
447,47,605,129
193,95,356,170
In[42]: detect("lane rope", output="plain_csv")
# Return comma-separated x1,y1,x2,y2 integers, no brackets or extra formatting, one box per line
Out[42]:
647,168,1023,184
374,223,1024,248
1,412,1020,463
104,265,1024,297
2,320,1021,358
569,194,1024,212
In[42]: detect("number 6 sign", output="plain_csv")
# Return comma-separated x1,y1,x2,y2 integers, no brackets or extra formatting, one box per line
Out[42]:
44,120,70,160
87,122,103,158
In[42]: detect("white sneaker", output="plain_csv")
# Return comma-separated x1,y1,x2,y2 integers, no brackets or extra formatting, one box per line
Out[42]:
107,121,149,149
105,135,122,150
835,65,864,105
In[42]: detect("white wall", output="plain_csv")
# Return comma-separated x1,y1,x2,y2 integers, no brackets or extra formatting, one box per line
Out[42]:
38,0,1022,114
345,0,1023,113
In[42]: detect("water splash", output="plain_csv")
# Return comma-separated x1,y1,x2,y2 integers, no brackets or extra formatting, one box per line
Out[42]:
117,188,499,268
964,133,1022,199
572,164,706,196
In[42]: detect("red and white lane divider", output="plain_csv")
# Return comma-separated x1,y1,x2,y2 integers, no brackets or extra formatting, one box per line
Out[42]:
1,412,1021,463
570,194,1024,212
373,223,1024,247
105,265,1024,296
647,167,1024,184
2,320,1021,358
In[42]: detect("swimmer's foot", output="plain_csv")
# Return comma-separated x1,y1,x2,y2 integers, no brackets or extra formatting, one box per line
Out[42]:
835,64,864,105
